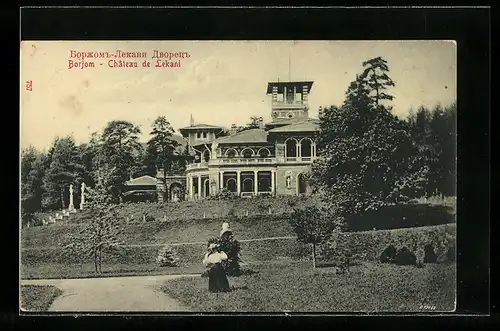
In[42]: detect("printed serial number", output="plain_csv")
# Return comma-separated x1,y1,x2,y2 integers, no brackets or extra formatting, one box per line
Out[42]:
419,304,437,310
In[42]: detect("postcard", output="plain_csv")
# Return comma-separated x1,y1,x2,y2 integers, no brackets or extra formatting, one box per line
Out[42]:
20,40,457,313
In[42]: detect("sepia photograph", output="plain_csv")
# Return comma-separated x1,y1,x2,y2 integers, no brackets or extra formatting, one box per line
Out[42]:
20,40,457,313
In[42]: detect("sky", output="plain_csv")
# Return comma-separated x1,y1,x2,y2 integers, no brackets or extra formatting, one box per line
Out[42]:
20,40,456,151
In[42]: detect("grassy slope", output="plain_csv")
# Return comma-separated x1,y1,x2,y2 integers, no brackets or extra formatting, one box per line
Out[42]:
20,285,63,312
21,196,456,280
161,261,456,312
22,214,295,248
22,195,456,249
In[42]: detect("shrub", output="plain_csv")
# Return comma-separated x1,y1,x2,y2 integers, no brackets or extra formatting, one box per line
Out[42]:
145,215,156,222
215,188,234,200
345,203,455,231
155,245,180,267
424,244,438,263
287,198,297,208
226,208,236,217
394,247,417,266
323,224,456,264
380,245,397,263
288,206,339,269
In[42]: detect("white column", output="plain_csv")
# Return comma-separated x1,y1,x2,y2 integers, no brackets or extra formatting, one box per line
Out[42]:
271,170,275,195
189,175,194,200
312,143,316,157
297,143,301,158
236,170,241,195
220,171,224,189
197,175,202,199
254,171,258,195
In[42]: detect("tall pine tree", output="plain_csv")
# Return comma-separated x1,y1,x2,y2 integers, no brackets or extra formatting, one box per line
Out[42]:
311,57,427,219
42,136,84,210
145,116,180,199
97,120,142,203
358,56,396,108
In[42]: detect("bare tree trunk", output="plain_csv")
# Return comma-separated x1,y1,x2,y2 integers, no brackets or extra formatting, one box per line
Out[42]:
312,243,317,269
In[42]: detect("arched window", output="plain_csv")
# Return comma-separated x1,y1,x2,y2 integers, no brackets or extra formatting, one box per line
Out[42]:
301,138,312,158
226,178,237,192
242,178,253,192
225,148,237,158
258,148,271,158
298,173,308,194
285,138,297,158
241,148,254,158
203,179,210,197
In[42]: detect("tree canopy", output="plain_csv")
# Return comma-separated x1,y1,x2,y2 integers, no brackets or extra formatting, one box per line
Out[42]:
311,56,428,219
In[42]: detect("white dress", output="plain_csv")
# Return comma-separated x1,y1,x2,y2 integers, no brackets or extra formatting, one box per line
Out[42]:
203,252,228,266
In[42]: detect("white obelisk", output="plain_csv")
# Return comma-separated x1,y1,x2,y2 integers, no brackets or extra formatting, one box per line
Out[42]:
69,184,76,212
80,182,86,210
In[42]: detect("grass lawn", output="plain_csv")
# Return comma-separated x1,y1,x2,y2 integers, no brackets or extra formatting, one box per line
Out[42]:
20,285,63,312
160,261,456,312
21,262,206,280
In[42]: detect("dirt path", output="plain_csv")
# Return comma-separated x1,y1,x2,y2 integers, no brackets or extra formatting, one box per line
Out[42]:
21,274,199,312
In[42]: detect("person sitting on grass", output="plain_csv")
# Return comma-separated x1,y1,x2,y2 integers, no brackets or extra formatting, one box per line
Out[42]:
203,243,231,293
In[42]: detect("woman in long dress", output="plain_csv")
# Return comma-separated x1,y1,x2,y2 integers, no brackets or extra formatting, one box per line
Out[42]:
203,243,231,293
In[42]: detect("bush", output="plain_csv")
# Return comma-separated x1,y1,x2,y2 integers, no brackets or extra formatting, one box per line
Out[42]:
155,245,180,267
394,247,417,266
380,245,397,263
214,188,234,200
424,244,438,263
324,224,456,264
345,203,455,231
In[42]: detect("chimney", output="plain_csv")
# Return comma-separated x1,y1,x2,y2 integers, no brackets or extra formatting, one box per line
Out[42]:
230,124,238,135
258,117,264,129
190,114,194,126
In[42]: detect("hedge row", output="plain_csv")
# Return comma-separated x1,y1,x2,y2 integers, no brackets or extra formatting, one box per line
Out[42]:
21,239,310,266
22,224,456,268
324,223,456,264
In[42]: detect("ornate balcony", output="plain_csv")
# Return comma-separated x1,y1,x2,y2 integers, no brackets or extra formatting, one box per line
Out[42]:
216,158,275,165
186,162,209,171
285,156,316,163
186,156,315,171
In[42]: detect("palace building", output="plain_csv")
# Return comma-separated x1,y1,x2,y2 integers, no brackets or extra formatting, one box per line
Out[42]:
155,79,320,202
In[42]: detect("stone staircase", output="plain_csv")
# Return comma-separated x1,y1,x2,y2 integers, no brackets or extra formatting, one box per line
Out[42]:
42,207,79,226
